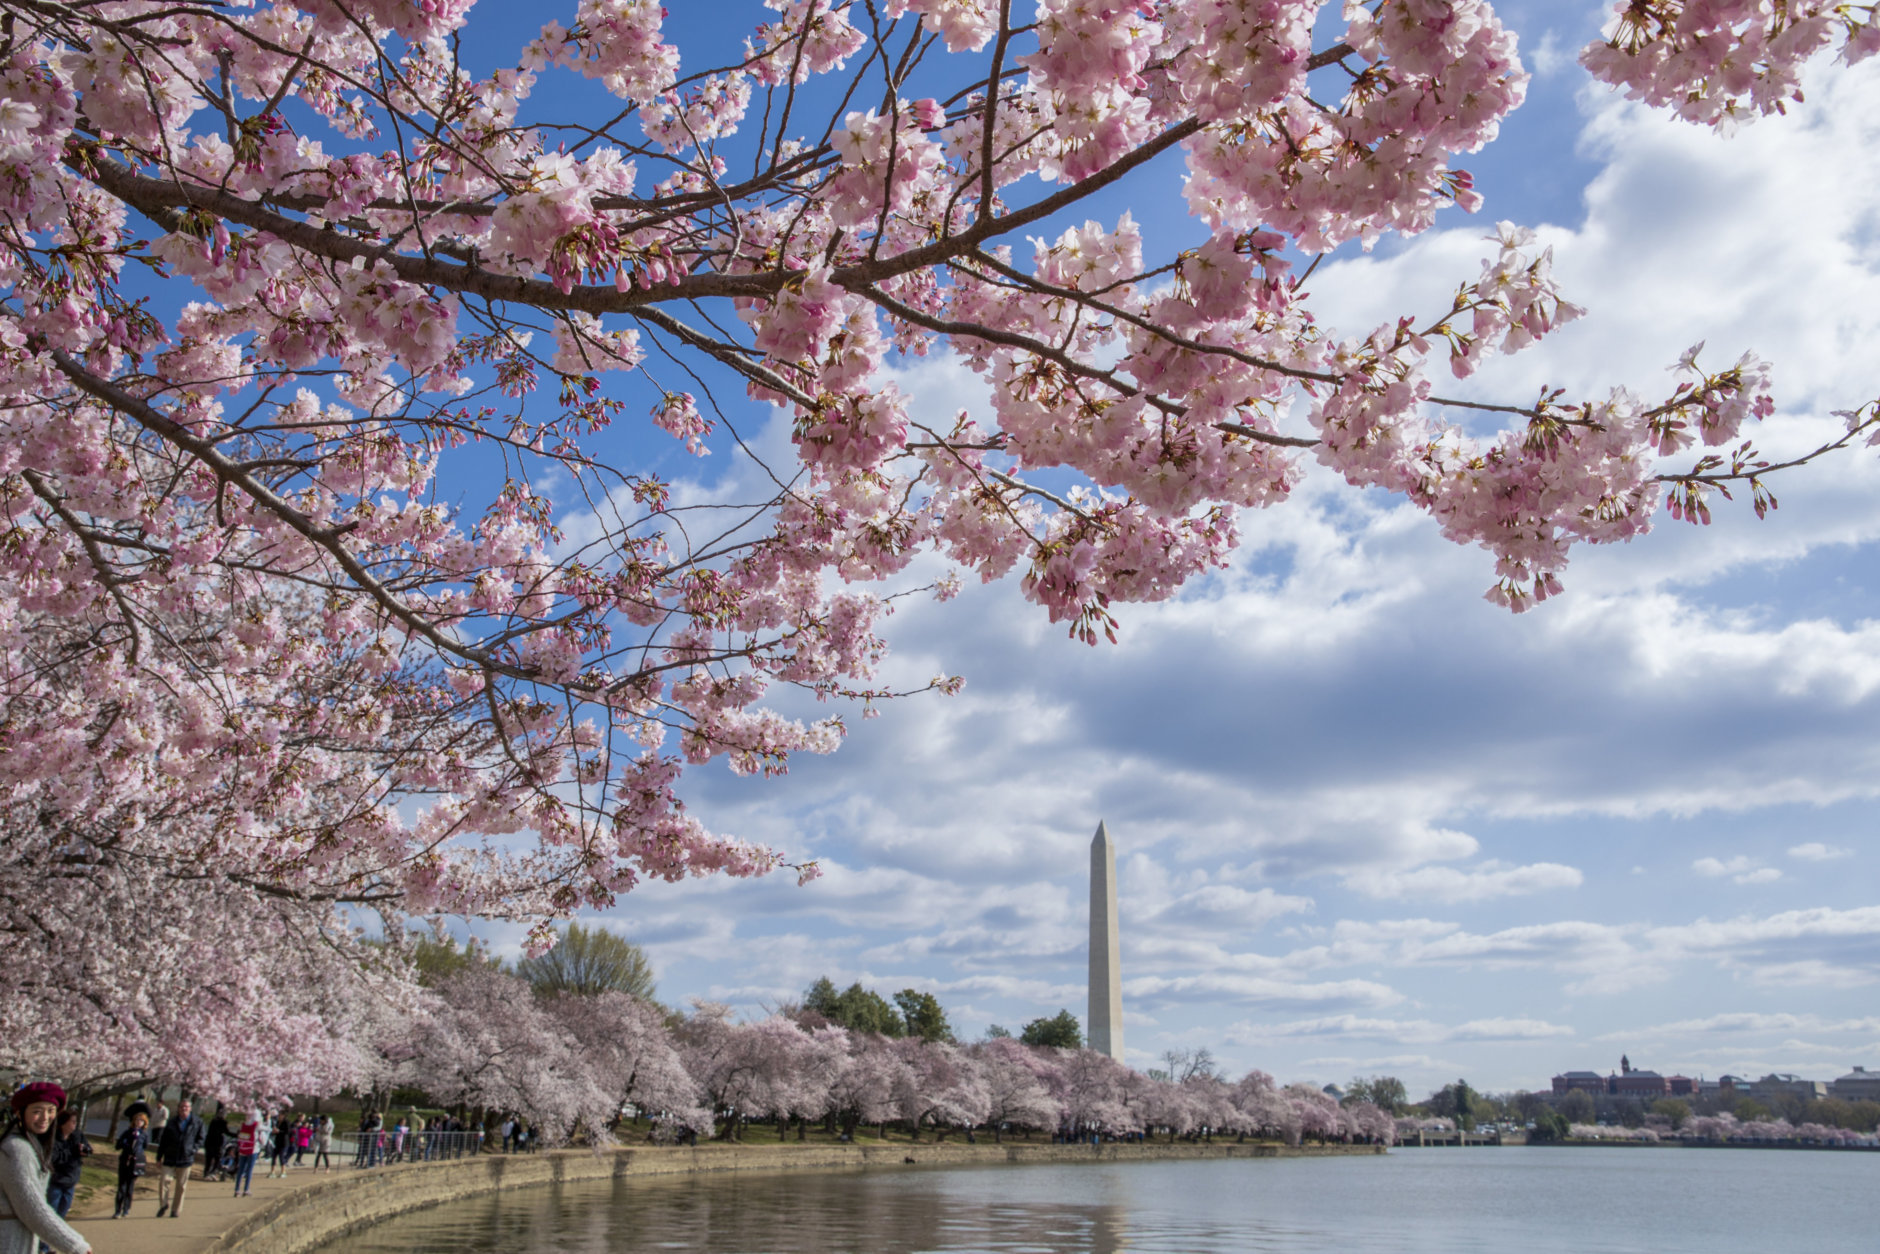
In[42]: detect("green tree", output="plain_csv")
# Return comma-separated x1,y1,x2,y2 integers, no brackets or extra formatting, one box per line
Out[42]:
1526,1110,1571,1144
513,921,657,1000
1425,1079,1478,1130
800,977,908,1036
409,933,498,988
1346,1075,1407,1114
835,983,905,1036
984,1024,1012,1040
1733,1097,1772,1123
1651,1098,1691,1129
1019,1010,1083,1049
893,989,954,1043
1453,1080,1478,1131
803,976,842,1020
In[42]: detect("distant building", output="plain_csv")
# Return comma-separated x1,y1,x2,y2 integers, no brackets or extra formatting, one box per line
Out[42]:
1551,1060,1702,1100
1750,1073,1826,1102
1612,1069,1672,1097
1829,1067,1880,1102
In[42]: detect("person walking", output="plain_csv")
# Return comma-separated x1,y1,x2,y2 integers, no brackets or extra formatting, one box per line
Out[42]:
0,1083,90,1254
293,1116,311,1167
265,1112,291,1178
154,1096,202,1218
367,1111,385,1168
230,1111,260,1197
112,1101,150,1219
44,1111,88,1219
202,1109,228,1183
312,1116,333,1172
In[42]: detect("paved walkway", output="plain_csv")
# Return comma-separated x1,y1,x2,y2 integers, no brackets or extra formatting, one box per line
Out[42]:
72,1164,344,1254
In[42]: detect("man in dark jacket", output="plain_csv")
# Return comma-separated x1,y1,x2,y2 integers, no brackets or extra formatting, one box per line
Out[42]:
154,1097,203,1218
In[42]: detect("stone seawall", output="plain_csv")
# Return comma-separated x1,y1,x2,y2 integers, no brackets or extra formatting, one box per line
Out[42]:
209,1140,1385,1254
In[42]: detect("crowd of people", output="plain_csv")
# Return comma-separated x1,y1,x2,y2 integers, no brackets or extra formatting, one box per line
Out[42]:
0,1079,533,1253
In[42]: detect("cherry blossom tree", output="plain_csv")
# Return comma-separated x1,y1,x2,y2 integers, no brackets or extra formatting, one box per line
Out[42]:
0,587,465,1102
5,0,1876,993
411,964,614,1141
890,1037,990,1139
821,1027,903,1139
552,988,711,1140
972,1037,1061,1141
1051,1046,1139,1136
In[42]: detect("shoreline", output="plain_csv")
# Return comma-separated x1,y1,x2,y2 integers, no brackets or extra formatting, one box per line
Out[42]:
197,1140,1385,1254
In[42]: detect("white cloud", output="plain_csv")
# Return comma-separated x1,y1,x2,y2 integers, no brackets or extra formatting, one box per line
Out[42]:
1448,1018,1578,1042
1225,1014,1573,1046
1346,861,1584,903
1600,1012,1880,1039
1790,842,1854,862
1694,856,1781,884
1123,973,1404,1011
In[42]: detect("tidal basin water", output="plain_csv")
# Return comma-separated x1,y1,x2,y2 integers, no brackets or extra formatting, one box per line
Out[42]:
330,1146,1874,1253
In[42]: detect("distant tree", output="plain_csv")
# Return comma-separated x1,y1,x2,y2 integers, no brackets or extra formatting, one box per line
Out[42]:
1458,1080,1480,1131
1424,1079,1477,1129
1513,1091,1553,1123
1618,1100,1646,1129
1557,1090,1596,1125
833,984,905,1037
1019,1010,1083,1050
1652,1098,1691,1129
984,1024,1013,1040
803,977,842,1021
893,990,955,1043
1526,1110,1571,1144
1161,1048,1220,1083
514,922,657,1001
1733,1097,1772,1123
1347,1075,1407,1115
1848,1101,1880,1134
410,934,500,988
800,977,910,1037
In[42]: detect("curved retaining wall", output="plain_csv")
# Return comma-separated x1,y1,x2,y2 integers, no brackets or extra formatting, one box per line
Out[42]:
208,1140,1386,1254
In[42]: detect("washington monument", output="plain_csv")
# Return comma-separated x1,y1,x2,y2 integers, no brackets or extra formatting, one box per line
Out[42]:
1088,820,1124,1063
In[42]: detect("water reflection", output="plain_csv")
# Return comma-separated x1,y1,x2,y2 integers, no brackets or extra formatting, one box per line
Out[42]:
329,1149,1877,1254
334,1168,1159,1254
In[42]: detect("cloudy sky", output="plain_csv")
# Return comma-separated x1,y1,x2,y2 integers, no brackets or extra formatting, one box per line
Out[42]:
481,1,1880,1098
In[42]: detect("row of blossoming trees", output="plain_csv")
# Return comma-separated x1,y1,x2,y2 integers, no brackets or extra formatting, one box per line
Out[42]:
385,965,1396,1148
1569,1115,1873,1147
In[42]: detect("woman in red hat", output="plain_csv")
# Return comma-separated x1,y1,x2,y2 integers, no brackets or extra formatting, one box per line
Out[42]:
0,1082,91,1254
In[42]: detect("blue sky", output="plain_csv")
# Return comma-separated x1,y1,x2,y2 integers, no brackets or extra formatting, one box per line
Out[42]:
452,1,1880,1099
